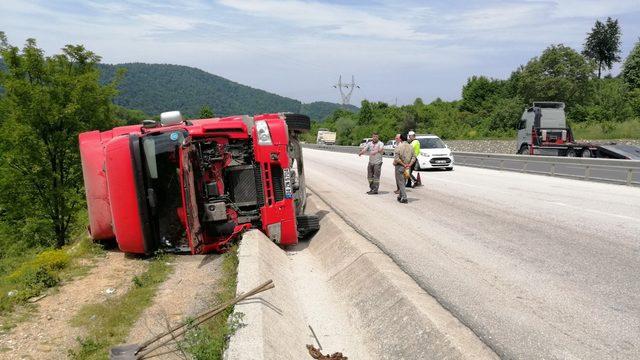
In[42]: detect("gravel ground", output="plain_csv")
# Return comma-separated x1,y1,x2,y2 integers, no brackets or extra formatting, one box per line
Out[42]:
0,251,147,360
126,254,223,360
445,139,640,154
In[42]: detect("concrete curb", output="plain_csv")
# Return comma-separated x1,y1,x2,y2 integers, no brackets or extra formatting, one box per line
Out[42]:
225,195,499,359
305,193,499,360
224,230,309,360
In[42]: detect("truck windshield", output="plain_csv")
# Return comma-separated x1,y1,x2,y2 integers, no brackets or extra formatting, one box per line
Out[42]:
139,130,188,248
142,131,186,179
418,138,445,149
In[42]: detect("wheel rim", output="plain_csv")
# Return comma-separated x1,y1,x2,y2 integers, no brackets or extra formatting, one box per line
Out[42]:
581,149,591,158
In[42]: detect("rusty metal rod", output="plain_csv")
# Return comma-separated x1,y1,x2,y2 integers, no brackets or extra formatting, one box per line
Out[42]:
137,280,274,359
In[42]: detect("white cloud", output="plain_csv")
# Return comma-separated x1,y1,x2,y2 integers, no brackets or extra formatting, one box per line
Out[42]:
2,0,640,104
218,0,445,41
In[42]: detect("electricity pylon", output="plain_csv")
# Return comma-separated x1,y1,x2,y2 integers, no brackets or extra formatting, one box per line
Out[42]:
333,75,360,107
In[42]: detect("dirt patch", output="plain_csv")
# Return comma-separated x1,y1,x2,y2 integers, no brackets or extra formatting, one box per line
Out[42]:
0,250,146,359
125,254,223,359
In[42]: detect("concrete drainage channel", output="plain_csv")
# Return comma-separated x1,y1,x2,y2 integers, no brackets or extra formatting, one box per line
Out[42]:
225,192,498,360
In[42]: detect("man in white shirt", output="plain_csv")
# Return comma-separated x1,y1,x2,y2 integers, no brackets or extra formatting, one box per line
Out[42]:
358,132,384,195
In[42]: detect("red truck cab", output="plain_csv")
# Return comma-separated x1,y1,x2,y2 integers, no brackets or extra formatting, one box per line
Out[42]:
79,112,316,254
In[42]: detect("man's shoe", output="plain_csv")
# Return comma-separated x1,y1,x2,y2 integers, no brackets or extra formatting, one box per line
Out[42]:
399,198,408,204
367,190,378,195
397,196,401,202
394,190,400,194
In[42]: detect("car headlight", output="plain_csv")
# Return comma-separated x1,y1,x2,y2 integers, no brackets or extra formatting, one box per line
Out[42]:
255,120,273,145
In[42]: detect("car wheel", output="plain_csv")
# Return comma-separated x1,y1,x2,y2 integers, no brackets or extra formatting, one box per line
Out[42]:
284,114,311,132
566,148,577,157
414,160,421,171
518,145,529,155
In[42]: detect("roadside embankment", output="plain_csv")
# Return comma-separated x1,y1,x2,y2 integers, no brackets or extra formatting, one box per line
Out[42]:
225,193,498,359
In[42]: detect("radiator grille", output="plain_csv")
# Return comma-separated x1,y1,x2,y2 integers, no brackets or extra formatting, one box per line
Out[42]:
226,165,258,207
253,165,264,207
271,165,284,202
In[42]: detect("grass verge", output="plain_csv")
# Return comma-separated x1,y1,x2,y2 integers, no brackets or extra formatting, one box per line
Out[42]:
0,234,105,330
571,119,640,140
68,255,173,360
181,246,239,360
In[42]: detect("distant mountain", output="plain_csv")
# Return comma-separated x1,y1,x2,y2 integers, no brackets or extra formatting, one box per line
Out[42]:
98,63,356,120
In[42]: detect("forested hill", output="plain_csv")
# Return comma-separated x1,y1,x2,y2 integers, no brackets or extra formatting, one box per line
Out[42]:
98,63,355,119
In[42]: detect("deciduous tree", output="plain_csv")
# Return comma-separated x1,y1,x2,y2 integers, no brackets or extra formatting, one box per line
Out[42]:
622,38,640,90
582,17,622,78
0,33,119,248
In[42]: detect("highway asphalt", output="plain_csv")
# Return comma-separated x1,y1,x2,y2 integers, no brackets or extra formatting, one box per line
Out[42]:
302,148,640,360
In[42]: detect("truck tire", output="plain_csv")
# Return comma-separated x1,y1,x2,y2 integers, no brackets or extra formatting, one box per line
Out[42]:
297,214,319,238
566,148,577,157
284,114,311,132
581,149,592,158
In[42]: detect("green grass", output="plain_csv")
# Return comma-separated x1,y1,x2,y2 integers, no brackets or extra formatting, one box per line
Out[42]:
68,255,173,360
0,235,105,327
570,119,640,140
182,247,239,360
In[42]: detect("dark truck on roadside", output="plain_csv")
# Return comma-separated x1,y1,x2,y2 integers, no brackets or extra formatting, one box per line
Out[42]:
516,102,640,160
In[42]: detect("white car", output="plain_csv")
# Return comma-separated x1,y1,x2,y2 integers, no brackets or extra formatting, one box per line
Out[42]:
414,135,454,170
358,138,372,149
383,140,397,156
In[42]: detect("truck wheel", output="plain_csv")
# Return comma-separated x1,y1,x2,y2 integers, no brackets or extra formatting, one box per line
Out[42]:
297,214,320,238
518,145,529,155
284,114,311,132
581,149,592,158
566,149,577,157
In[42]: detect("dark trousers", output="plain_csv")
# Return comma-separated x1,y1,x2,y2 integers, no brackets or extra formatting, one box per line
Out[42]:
367,162,382,192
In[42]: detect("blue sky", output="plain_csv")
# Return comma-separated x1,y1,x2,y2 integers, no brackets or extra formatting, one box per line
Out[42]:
1,0,640,106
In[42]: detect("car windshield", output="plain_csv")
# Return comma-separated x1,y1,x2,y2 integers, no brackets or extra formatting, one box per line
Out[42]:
418,137,446,149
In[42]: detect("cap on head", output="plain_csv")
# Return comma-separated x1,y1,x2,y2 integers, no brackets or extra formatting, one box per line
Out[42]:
408,130,416,136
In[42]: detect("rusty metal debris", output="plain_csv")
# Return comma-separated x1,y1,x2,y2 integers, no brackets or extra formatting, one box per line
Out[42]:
109,280,274,360
307,344,348,360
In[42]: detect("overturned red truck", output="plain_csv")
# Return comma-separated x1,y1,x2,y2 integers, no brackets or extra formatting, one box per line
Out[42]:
79,111,318,255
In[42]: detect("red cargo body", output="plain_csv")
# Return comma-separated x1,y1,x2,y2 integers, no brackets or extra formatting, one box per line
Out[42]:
79,114,300,255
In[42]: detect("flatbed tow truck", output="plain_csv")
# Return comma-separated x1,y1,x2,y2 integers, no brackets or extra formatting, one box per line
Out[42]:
516,102,640,160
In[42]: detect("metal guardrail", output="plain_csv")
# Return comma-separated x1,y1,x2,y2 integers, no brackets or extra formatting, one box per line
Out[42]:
302,143,640,186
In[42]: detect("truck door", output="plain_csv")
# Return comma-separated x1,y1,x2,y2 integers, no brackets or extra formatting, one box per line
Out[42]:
179,141,203,254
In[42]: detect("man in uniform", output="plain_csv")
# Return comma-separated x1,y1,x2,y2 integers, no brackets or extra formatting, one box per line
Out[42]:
358,132,384,194
393,133,415,203
406,130,421,187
